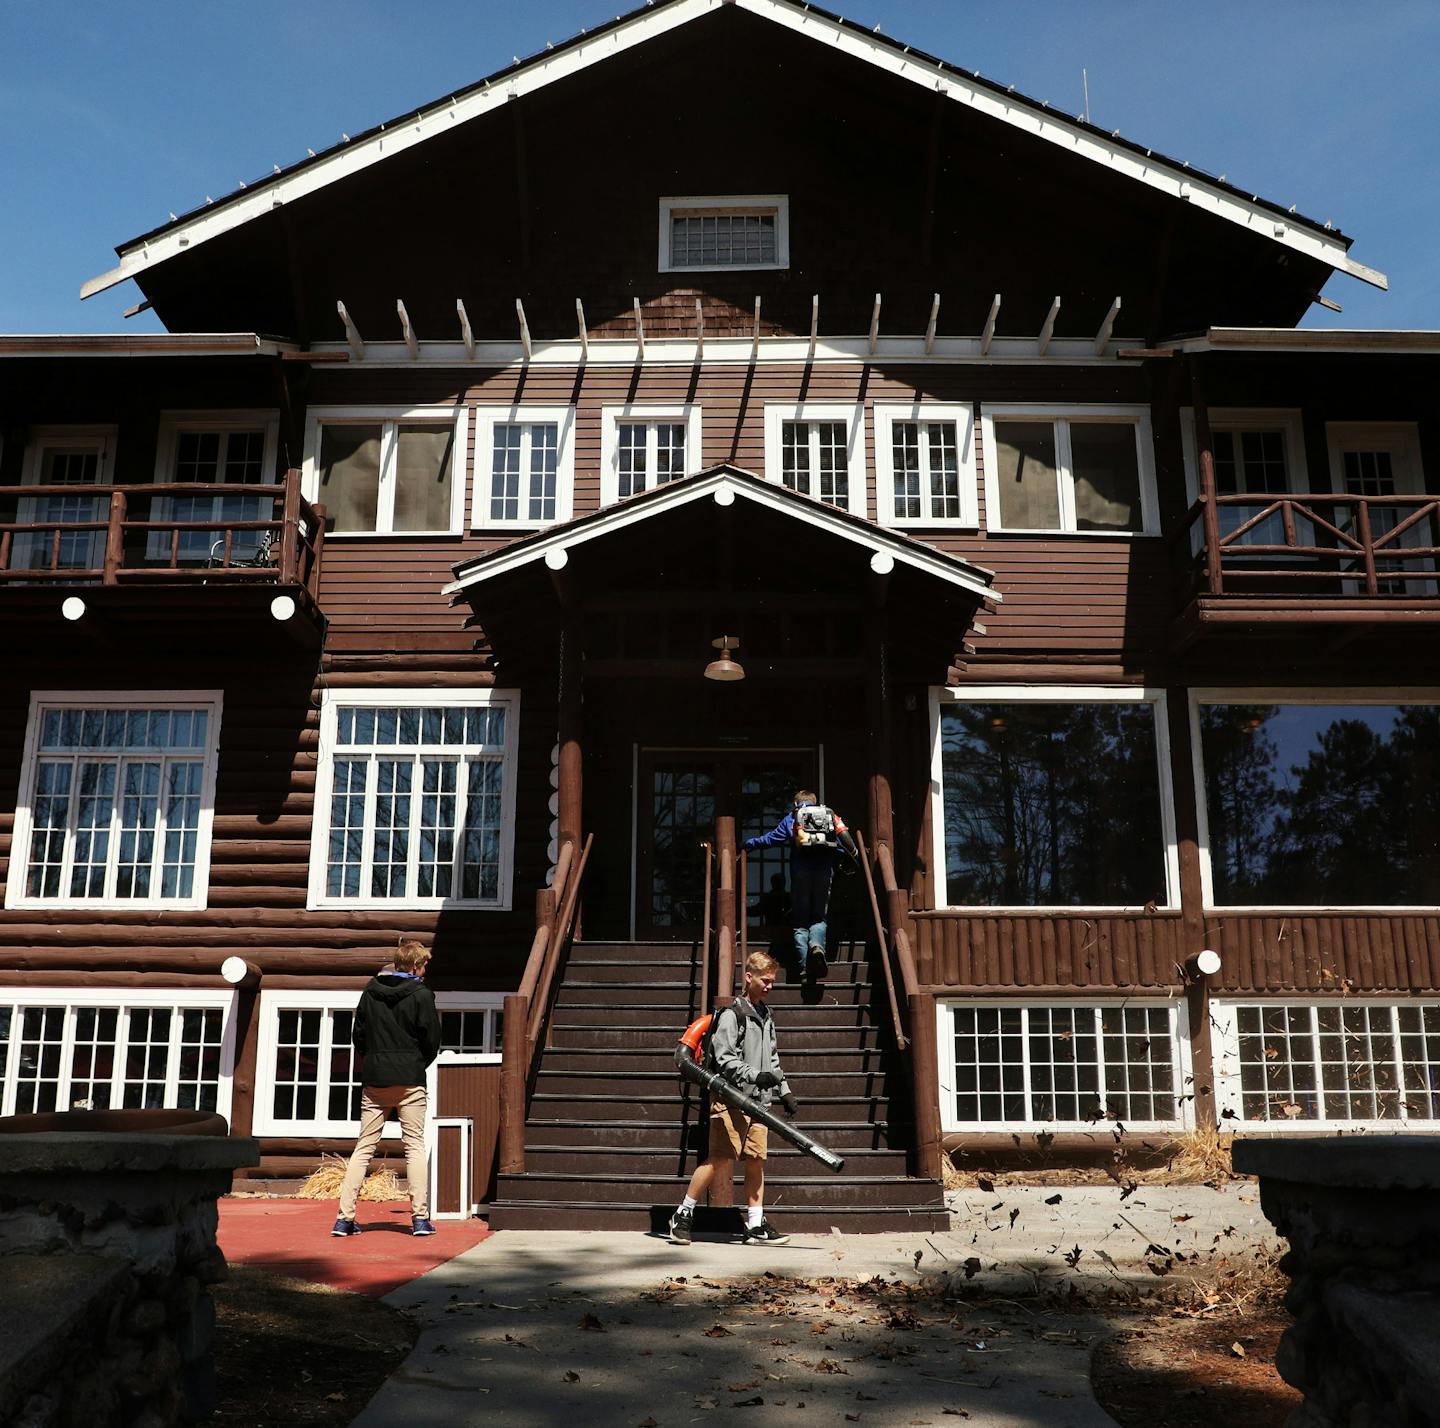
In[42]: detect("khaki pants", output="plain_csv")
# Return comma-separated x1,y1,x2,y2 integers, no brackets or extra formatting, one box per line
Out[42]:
339,1084,429,1219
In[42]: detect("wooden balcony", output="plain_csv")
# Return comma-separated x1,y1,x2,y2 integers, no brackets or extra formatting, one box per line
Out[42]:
0,468,326,647
1172,491,1440,649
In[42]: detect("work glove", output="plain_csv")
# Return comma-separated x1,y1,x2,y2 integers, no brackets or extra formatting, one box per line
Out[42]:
779,1093,800,1118
754,1071,781,1091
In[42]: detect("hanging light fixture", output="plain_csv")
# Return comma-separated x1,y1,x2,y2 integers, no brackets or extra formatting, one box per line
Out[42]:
703,635,745,682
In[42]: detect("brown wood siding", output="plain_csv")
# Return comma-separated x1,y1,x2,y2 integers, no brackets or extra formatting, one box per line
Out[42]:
436,1062,502,1205
1205,914,1440,994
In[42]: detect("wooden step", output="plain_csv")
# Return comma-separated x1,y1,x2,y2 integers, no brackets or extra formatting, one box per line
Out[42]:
494,1172,942,1208
520,1120,902,1150
534,1069,888,1097
541,1047,889,1073
486,1200,951,1234
553,1003,881,1028
555,981,871,1007
519,1145,910,1176
551,1024,882,1050
528,1093,890,1123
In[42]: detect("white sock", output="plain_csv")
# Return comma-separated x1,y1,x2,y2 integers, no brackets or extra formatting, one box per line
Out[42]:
747,1205,764,1228
680,1196,697,1213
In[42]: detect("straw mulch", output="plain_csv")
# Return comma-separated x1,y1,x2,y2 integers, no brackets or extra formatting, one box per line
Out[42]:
295,1152,406,1201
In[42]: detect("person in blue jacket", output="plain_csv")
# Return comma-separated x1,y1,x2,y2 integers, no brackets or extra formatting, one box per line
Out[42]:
744,789,858,980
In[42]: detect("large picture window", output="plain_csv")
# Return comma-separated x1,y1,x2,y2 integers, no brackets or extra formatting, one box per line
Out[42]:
305,407,465,535
309,690,519,910
932,688,1175,909
1194,695,1440,907
0,993,234,1119
8,692,222,911
1213,1000,1440,1128
980,406,1156,535
939,1001,1185,1131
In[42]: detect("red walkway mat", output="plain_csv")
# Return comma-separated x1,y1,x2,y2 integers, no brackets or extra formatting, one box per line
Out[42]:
218,1198,491,1298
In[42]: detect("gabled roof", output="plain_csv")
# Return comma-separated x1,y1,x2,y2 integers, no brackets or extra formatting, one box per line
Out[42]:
83,0,1384,302
444,465,999,602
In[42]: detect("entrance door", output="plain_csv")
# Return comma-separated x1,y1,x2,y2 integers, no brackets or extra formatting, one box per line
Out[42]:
635,748,816,939
1330,424,1434,594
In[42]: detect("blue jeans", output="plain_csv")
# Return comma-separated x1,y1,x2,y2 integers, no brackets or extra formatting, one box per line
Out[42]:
791,857,835,973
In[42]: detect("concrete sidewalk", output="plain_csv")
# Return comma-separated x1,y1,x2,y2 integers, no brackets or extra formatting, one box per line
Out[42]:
346,1184,1276,1428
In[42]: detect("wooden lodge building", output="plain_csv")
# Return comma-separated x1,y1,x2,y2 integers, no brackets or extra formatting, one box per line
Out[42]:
2,0,1438,1230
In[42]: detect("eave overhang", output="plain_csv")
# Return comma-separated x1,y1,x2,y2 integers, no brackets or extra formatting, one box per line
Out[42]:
83,0,1383,303
444,465,999,604
0,333,295,359
1166,327,1440,356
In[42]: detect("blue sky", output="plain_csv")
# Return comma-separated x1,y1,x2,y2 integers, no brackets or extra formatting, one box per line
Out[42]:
3,0,1437,334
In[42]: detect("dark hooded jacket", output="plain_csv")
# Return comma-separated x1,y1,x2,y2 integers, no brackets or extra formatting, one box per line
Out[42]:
351,972,442,1086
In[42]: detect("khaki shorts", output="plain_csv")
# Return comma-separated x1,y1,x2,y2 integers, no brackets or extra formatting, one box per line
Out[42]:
708,1100,768,1162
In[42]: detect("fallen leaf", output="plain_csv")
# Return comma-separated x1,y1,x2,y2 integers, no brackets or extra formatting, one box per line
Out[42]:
639,1418,658,1427
846,1416,861,1424
563,1371,580,1383
704,1324,734,1338
1045,1193,1063,1206
942,1410,970,1418
728,1380,760,1391
1231,1342,1247,1358
734,1396,764,1408
324,1392,345,1403
1008,1207,1019,1228
963,1257,982,1279
815,1358,846,1374
578,1313,606,1332
977,1177,995,1193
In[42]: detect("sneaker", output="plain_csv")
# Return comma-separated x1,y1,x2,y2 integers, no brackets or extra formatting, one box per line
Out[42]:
809,943,829,979
742,1218,790,1245
668,1207,694,1245
411,1217,437,1236
331,1217,361,1237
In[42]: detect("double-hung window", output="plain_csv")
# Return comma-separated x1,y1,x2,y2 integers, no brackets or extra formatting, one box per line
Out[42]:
472,407,575,530
1181,409,1306,552
1212,1000,1440,1129
873,404,978,527
13,426,116,574
309,689,519,910
153,412,280,564
0,991,234,1118
658,195,789,272
931,686,1178,910
939,1000,1187,1132
600,405,701,506
763,404,866,517
981,405,1157,535
305,407,466,535
254,990,503,1136
7,692,222,911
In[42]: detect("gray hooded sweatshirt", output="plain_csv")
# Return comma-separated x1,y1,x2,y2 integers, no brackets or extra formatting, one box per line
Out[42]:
710,995,792,1108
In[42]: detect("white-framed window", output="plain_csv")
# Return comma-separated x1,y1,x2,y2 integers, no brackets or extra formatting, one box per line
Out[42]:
1180,408,1307,550
152,411,281,564
254,989,503,1136
762,403,866,517
1325,422,1433,592
14,425,117,572
471,406,575,530
0,990,235,1119
938,999,1188,1133
930,685,1179,911
1213,998,1440,1129
873,403,978,527
658,195,789,273
6,691,223,911
980,405,1157,536
1190,689,1440,909
308,688,520,911
599,404,702,506
302,406,467,536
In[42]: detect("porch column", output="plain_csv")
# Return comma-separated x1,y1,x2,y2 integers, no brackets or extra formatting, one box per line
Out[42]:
864,613,895,855
1166,685,1218,1130
557,620,583,853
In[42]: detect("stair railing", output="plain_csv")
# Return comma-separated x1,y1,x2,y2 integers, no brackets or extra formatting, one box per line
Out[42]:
698,840,714,1015
498,831,593,1175
866,835,943,1182
854,831,906,1051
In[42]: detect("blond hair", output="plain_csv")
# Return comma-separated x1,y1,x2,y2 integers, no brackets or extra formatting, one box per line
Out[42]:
745,950,781,978
394,939,432,974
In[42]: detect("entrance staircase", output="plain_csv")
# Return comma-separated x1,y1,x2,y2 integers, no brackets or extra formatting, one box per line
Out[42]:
487,938,950,1232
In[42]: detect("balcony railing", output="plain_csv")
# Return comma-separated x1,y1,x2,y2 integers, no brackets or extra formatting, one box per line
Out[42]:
1180,492,1440,599
0,468,325,603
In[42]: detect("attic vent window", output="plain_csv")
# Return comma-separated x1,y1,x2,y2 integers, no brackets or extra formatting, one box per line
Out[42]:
658,195,789,273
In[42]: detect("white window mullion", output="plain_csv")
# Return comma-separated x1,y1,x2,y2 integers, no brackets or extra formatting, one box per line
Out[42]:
1392,1008,1410,1123
377,421,399,533
404,753,423,901
163,1003,183,1106
451,753,471,898
318,1009,337,1124
57,1005,78,1115
1055,420,1078,530
111,1006,132,1110
1017,1008,1034,1119
358,754,380,901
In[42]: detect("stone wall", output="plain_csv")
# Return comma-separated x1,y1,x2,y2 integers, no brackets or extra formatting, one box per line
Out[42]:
1234,1137,1440,1428
0,1126,258,1427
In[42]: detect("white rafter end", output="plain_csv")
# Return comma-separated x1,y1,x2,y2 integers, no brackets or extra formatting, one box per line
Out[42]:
750,295,761,363
456,299,475,360
808,293,819,362
516,298,532,362
868,292,882,356
695,297,704,361
633,297,645,361
924,292,940,355
337,300,364,359
576,298,589,362
980,293,1001,356
1094,295,1121,356
396,299,418,359
1037,295,1061,356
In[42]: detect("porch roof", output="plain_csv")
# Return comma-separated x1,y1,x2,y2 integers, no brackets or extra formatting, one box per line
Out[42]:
444,465,999,604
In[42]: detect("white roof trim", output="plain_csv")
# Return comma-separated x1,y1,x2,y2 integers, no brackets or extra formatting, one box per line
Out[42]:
82,0,1382,300
443,468,1000,601
0,334,294,358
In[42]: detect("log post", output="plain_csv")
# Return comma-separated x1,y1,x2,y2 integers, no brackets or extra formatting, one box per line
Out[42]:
864,611,895,858
279,468,301,584
908,992,943,1180
557,622,583,854
103,490,126,585
1189,359,1224,596
716,814,737,1000
1166,686,1217,1130
498,993,530,1174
